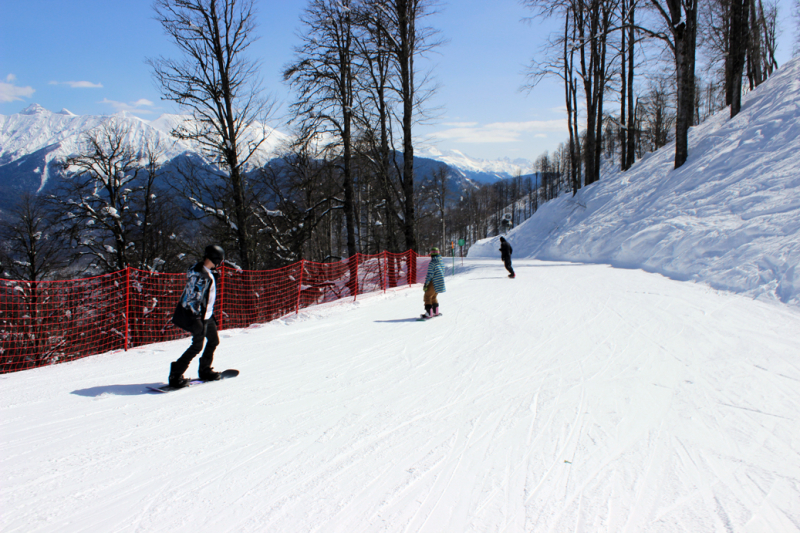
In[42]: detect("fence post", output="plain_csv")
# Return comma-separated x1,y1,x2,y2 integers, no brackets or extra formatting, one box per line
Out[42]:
124,266,130,351
382,251,386,293
218,263,225,331
296,259,304,314
353,254,359,302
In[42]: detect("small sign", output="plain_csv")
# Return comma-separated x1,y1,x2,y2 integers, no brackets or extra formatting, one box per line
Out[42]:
458,239,465,246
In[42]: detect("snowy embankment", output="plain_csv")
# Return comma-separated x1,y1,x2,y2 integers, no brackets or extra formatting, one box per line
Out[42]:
469,57,800,307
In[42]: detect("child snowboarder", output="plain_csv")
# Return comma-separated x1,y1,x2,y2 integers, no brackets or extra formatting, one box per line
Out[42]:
499,236,515,278
169,245,225,388
422,247,446,319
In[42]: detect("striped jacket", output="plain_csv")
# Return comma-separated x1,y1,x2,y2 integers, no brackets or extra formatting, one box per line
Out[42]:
424,255,446,293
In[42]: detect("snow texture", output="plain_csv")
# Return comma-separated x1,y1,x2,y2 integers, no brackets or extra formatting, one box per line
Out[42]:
2,55,800,533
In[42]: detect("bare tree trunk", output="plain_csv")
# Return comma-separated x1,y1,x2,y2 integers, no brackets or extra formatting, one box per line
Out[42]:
626,2,636,170
652,0,698,169
729,0,750,117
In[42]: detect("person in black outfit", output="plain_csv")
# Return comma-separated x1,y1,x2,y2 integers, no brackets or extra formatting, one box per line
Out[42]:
169,245,225,388
499,236,515,278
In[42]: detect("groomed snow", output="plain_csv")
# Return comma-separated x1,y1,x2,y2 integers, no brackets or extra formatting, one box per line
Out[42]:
2,260,799,532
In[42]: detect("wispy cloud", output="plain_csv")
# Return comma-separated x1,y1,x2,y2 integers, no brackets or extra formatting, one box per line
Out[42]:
100,98,156,114
430,119,567,144
441,121,479,128
0,74,35,103
49,80,103,89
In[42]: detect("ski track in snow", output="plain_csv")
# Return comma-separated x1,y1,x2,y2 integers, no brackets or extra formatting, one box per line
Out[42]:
2,260,800,532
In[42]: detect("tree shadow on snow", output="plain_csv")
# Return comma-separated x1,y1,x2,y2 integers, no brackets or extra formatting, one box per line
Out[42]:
71,383,164,397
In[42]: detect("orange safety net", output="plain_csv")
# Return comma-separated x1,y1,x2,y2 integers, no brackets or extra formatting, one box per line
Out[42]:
0,251,424,374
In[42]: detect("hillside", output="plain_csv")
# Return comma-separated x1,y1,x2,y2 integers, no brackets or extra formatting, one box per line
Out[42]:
469,57,800,307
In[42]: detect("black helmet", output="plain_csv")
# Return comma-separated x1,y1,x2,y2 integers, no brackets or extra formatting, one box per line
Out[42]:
204,245,225,266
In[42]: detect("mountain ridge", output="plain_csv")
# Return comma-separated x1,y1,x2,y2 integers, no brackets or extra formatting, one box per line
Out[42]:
0,104,532,197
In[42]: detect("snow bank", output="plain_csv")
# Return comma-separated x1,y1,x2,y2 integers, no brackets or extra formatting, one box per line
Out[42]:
469,57,800,306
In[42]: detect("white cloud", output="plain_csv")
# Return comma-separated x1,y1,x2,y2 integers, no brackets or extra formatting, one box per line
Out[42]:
430,119,567,144
49,80,103,89
100,98,156,114
0,74,34,103
441,121,479,127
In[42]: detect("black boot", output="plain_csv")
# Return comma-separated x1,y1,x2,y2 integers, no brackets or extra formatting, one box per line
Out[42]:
198,366,221,382
169,362,190,388
432,304,439,316
422,304,432,319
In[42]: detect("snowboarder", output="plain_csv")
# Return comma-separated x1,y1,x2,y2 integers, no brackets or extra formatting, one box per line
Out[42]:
499,236,515,278
422,247,446,319
168,245,225,388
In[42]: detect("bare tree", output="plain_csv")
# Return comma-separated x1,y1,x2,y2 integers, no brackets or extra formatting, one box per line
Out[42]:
429,165,451,251
352,1,404,251
746,0,779,89
648,0,699,168
525,0,616,189
0,193,65,282
523,1,583,194
57,121,143,272
148,0,274,270
620,0,639,171
361,0,442,252
640,77,676,150
728,0,749,117
284,0,360,259
254,151,343,265
795,0,800,57
576,0,618,186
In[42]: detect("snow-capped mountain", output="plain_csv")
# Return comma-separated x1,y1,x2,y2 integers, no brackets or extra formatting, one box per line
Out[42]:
0,104,529,210
417,146,532,182
0,104,291,192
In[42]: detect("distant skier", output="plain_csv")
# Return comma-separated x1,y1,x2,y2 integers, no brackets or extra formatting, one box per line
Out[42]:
422,247,446,319
168,245,226,388
499,236,515,278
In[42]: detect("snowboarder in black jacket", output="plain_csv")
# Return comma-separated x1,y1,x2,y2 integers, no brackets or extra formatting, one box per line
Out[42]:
499,236,515,278
169,245,225,388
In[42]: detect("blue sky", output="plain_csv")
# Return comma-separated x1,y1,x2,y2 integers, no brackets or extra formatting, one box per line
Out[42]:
0,0,796,162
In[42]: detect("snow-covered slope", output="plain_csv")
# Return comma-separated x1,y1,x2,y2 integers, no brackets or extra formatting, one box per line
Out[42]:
2,260,799,532
469,57,800,307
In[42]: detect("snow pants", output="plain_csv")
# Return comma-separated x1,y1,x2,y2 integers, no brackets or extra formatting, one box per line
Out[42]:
424,283,439,305
175,317,219,373
503,258,515,276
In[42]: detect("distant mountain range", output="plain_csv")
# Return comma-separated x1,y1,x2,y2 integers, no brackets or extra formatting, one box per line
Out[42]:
0,104,533,210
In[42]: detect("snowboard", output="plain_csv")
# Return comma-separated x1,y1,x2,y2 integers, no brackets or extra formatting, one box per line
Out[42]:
417,312,443,321
147,369,239,393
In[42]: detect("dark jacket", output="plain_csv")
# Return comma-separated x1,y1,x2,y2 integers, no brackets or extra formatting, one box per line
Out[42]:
172,262,217,335
500,240,513,261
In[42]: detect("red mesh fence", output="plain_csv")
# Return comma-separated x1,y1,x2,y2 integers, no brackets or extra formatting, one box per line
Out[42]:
0,250,424,374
